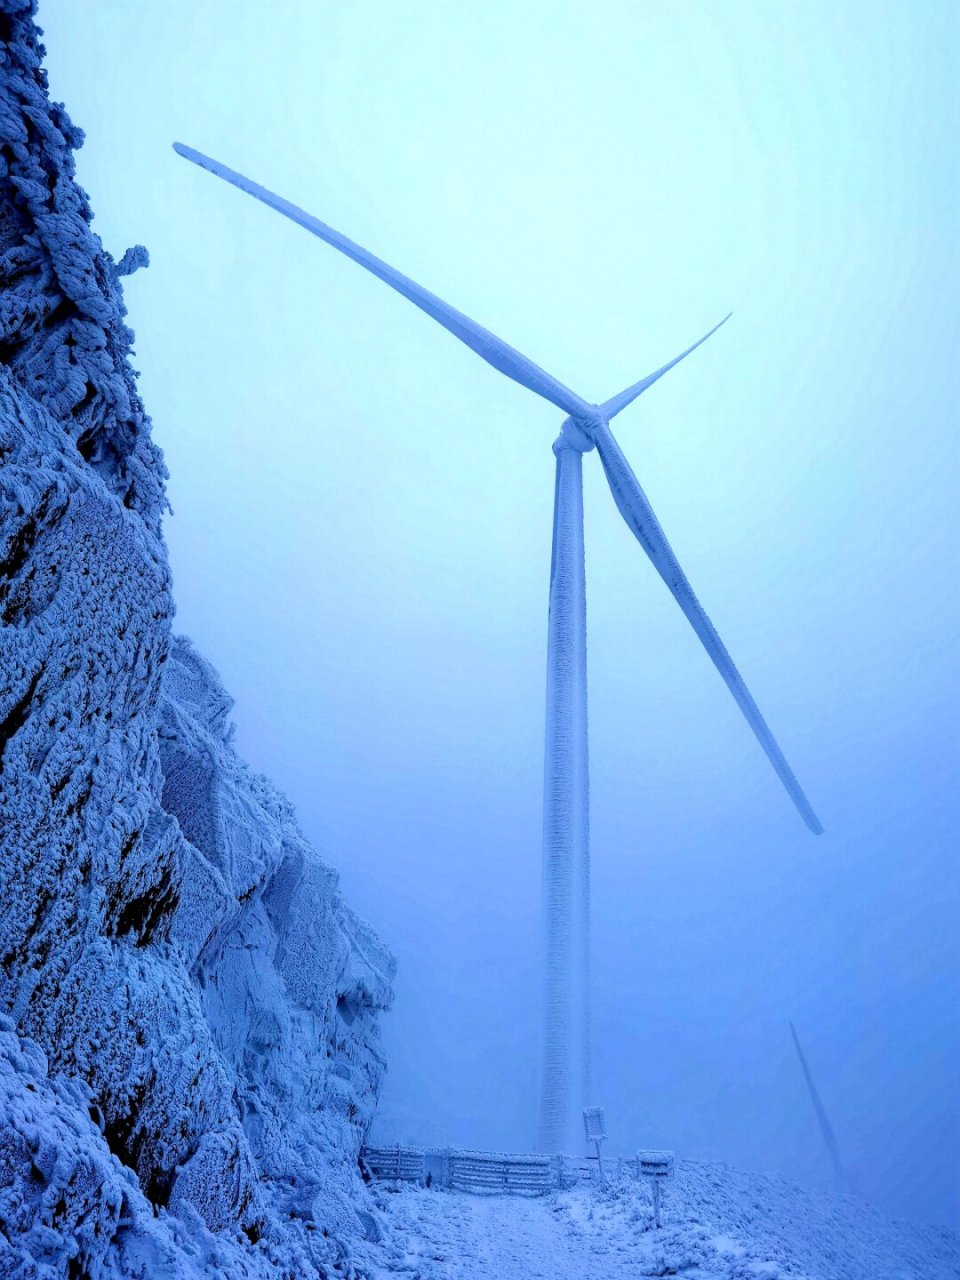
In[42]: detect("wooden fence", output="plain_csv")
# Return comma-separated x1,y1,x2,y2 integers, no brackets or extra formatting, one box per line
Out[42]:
448,1149,553,1194
361,1145,426,1183
361,1145,646,1195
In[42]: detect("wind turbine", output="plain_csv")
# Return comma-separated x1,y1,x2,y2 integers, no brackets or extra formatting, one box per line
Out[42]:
789,1021,846,1190
174,142,823,1153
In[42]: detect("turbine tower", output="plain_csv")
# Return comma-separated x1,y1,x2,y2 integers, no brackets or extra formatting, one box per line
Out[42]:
174,143,823,1153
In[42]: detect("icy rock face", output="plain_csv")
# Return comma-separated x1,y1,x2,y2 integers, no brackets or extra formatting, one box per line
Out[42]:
0,1013,284,1279
0,0,164,533
158,638,395,1222
0,4,394,1276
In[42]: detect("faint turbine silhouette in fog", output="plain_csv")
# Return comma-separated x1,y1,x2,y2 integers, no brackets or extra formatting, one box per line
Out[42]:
174,141,823,1153
790,1021,846,1190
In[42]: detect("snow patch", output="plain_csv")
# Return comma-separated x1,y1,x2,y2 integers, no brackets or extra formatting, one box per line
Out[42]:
358,1163,959,1280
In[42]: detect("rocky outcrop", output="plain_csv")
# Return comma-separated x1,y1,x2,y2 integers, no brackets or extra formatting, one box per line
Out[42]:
0,4,394,1276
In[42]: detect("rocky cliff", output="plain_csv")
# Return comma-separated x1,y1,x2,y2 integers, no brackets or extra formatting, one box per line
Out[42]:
0,3,394,1276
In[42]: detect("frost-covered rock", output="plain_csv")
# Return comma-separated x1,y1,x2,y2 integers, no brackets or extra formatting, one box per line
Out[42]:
0,4,394,1275
0,1013,288,1280
0,0,163,531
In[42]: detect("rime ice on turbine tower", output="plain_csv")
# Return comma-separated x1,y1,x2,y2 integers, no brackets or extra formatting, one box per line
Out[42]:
174,142,823,1153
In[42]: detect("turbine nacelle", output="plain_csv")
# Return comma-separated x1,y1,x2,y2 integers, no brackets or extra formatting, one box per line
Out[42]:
556,410,605,455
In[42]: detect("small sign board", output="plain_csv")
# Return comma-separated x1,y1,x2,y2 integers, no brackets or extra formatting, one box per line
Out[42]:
582,1107,606,1142
637,1150,675,1180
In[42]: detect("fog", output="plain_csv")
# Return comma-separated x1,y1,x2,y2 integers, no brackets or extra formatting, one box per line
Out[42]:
43,0,957,1225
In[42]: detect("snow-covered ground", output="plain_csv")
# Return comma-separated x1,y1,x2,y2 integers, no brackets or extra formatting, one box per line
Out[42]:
358,1161,959,1280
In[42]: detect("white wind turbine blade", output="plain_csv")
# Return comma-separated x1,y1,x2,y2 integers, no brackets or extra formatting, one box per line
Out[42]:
174,143,590,417
600,314,732,421
593,420,823,834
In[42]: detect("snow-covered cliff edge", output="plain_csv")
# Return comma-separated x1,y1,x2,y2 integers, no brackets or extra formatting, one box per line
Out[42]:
0,3,394,1275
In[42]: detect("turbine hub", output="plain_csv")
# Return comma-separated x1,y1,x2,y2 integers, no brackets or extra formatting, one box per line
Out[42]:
555,408,604,455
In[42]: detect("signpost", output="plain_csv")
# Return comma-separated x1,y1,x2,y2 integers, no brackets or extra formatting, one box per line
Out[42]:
582,1107,607,1186
637,1150,674,1227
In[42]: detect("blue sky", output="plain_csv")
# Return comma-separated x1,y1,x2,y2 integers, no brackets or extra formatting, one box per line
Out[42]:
44,0,957,1224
